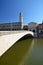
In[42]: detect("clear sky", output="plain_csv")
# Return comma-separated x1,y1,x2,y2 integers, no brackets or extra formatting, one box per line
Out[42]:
0,0,43,25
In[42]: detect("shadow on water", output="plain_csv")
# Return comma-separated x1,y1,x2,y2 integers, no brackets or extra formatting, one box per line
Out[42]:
23,38,43,65
0,34,33,65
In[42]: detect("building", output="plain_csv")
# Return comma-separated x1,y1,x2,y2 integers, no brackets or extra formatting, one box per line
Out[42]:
28,22,37,33
37,22,43,37
28,22,38,37
0,12,23,31
23,25,28,30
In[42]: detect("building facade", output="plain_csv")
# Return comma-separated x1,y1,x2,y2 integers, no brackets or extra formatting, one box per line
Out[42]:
28,22,38,37
0,12,23,31
37,22,43,37
28,22,37,33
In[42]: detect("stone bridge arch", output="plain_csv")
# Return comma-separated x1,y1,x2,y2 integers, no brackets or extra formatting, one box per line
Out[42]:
0,31,34,56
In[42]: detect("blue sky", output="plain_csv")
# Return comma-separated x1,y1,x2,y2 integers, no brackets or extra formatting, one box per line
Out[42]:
0,0,43,25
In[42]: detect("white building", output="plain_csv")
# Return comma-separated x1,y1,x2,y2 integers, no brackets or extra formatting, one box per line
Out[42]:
28,22,38,37
0,12,23,31
28,22,37,32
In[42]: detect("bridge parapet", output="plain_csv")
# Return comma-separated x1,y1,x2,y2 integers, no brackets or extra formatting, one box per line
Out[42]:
0,31,34,36
0,30,34,36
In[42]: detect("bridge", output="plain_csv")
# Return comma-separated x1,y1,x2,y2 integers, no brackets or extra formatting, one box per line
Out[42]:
0,31,34,56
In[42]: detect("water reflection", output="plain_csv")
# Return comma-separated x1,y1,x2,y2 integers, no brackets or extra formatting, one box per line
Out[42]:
23,38,43,65
19,39,34,65
0,38,43,65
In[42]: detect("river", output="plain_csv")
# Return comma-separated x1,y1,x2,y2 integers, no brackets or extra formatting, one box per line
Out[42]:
0,38,43,65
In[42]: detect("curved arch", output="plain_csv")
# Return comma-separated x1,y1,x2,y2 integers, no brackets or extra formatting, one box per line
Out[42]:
0,31,34,56
14,31,34,43
17,34,34,42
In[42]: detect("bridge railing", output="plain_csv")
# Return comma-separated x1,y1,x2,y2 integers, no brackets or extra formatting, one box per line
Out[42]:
0,30,34,36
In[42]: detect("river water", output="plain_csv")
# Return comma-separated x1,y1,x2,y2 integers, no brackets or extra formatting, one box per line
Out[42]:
0,38,43,65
